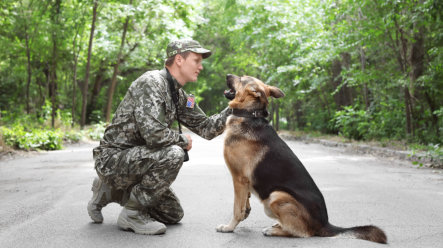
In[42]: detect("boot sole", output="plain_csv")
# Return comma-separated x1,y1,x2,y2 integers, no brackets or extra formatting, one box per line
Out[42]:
87,177,104,223
117,214,166,235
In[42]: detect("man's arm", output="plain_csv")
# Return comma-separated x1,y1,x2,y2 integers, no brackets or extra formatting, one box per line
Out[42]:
178,89,231,140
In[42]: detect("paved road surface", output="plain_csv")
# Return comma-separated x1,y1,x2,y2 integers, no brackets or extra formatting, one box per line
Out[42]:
1,133,442,248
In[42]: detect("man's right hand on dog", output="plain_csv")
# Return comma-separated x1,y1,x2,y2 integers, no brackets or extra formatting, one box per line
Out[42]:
184,134,192,151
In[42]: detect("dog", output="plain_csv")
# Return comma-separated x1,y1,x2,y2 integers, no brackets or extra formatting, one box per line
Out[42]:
216,74,387,244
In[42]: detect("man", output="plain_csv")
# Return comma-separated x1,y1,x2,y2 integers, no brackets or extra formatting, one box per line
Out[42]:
87,39,231,235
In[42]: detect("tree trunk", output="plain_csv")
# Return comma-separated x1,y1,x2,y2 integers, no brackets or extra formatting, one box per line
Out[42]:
25,26,32,114
294,100,305,130
87,67,105,123
105,0,132,123
50,0,61,128
409,24,425,134
50,41,57,128
392,14,415,137
357,8,370,110
340,52,353,106
331,53,353,110
404,87,413,136
43,65,50,107
424,92,440,138
19,0,33,114
36,75,45,116
81,0,98,128
72,32,81,127
359,46,370,109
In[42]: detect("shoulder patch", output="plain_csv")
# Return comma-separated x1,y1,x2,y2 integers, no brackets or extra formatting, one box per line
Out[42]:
186,94,195,108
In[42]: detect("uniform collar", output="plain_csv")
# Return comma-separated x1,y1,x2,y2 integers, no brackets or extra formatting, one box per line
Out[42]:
161,68,183,90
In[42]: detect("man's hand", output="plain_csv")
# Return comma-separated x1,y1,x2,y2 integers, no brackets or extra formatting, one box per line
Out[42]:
184,134,192,151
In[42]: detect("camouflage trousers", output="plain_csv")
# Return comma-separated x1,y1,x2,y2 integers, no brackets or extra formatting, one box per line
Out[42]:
95,145,185,224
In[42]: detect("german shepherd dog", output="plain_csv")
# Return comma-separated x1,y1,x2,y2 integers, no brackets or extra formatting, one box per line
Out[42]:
216,74,387,244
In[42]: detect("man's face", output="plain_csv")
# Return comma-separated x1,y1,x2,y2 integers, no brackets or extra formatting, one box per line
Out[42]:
178,52,203,83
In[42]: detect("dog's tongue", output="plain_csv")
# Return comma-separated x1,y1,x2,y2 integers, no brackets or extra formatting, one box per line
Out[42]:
224,89,235,100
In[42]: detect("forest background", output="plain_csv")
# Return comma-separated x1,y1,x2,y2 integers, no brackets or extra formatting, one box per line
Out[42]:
0,0,442,164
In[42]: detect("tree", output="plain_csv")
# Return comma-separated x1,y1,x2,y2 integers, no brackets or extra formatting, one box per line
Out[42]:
0,0,441,145
81,0,99,128
49,0,62,128
105,0,133,123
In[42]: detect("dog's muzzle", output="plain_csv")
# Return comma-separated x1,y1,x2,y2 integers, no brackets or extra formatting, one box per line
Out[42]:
225,74,236,100
224,89,235,100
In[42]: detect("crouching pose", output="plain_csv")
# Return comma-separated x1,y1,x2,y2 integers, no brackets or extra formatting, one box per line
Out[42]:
88,39,231,235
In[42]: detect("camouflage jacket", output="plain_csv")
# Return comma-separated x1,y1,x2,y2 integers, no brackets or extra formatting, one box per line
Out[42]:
93,68,231,161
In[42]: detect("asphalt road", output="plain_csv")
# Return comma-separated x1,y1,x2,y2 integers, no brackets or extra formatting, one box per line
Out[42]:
0,133,442,248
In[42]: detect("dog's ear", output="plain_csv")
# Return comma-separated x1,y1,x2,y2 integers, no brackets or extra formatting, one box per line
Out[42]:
268,86,285,98
246,85,269,105
248,85,263,98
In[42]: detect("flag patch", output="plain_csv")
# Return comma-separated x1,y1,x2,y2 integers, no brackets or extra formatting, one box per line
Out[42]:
186,95,195,108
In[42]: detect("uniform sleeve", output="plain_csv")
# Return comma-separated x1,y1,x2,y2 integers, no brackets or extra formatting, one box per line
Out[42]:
131,77,189,150
178,90,232,140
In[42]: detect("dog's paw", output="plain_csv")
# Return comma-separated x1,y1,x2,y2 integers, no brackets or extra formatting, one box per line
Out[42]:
262,226,275,236
272,222,281,228
216,224,234,233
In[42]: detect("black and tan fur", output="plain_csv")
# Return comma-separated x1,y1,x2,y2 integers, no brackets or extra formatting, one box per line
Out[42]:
216,74,387,244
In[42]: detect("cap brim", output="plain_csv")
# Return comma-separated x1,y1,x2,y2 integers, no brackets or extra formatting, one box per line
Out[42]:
190,48,212,59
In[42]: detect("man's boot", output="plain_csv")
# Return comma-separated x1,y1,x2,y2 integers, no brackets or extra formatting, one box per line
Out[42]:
117,193,166,235
87,177,129,223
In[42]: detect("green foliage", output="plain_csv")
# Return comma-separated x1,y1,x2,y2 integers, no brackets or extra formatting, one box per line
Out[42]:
57,110,73,128
0,125,63,151
363,99,406,141
63,130,82,143
331,106,370,140
84,122,106,141
89,110,103,124
0,0,442,153
0,108,103,151
410,143,443,168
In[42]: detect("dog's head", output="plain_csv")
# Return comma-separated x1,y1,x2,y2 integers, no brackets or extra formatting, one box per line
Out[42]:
224,74,284,110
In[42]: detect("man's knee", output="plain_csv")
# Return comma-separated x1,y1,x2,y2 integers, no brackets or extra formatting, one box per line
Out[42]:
149,204,184,224
169,145,185,160
165,145,185,169
167,209,184,224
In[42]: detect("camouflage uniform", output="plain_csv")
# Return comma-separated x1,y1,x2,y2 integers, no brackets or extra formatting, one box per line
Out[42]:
93,67,231,224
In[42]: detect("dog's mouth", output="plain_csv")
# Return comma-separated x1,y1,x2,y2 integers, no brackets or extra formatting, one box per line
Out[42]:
224,88,236,100
224,74,236,100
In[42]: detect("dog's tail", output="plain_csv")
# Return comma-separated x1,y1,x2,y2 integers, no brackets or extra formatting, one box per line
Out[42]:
318,223,387,244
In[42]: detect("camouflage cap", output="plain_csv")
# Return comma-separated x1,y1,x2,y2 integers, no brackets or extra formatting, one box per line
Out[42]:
166,39,212,59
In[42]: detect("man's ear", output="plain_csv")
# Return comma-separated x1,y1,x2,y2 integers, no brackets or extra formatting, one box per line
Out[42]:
268,86,285,98
175,54,184,66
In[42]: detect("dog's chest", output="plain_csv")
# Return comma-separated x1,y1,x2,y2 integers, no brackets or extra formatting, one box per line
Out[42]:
224,124,269,187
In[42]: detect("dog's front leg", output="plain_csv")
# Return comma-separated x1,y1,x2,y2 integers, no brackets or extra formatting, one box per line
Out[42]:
217,176,250,233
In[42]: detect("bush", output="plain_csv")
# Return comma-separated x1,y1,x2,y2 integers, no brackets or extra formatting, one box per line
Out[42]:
57,109,73,128
0,125,63,150
331,106,370,140
410,143,443,168
63,130,83,143
89,110,104,124
85,122,106,140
